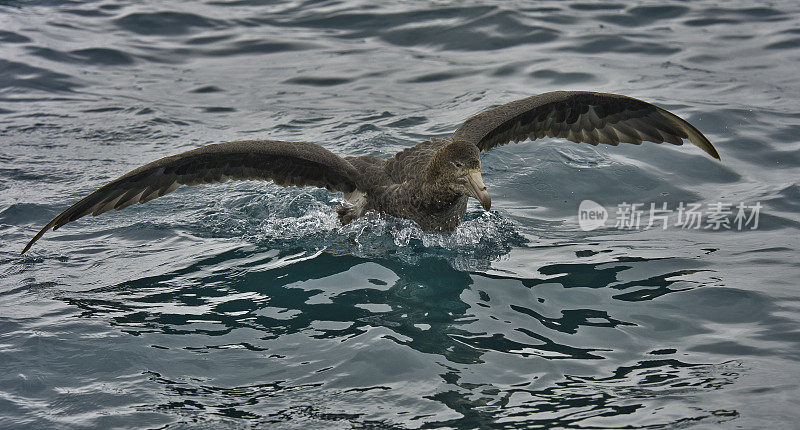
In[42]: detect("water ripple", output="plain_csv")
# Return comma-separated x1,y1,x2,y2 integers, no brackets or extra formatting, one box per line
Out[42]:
1,0,800,428
114,11,224,35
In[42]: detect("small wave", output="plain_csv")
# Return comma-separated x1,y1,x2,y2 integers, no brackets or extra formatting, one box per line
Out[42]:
530,69,596,85
283,76,355,87
114,11,223,36
206,40,316,56
0,30,31,43
27,47,135,66
563,34,681,55
0,60,80,93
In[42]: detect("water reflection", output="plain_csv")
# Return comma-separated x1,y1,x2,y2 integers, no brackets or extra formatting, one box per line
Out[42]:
56,248,740,427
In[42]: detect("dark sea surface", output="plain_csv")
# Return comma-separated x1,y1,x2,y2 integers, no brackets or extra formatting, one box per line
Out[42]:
2,0,799,428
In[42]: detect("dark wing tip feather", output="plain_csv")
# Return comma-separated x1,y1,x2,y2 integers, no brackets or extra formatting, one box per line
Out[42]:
21,222,53,255
21,192,96,255
655,106,720,160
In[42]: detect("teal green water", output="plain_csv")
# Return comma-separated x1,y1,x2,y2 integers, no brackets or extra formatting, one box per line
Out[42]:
1,1,799,428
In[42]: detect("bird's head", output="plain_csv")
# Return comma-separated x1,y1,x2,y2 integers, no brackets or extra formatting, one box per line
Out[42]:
426,140,491,211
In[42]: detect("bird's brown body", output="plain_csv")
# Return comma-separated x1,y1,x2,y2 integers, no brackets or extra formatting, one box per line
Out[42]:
22,91,720,254
340,138,479,232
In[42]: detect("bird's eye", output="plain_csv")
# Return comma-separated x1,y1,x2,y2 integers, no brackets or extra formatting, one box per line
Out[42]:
453,161,463,168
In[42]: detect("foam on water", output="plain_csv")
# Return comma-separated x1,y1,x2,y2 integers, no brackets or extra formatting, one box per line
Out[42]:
193,186,526,268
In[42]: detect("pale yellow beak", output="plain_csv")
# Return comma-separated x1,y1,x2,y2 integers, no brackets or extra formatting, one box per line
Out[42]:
466,170,491,211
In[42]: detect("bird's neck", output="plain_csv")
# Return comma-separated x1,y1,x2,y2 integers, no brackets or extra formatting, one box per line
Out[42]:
412,178,460,211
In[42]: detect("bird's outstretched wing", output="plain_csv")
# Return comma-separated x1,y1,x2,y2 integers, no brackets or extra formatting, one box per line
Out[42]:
22,140,361,254
451,91,719,159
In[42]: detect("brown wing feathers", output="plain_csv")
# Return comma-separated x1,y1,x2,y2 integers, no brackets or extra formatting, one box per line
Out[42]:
452,91,719,159
21,140,360,254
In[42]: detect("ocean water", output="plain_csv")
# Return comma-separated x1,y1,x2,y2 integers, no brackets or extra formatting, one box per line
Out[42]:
1,0,799,428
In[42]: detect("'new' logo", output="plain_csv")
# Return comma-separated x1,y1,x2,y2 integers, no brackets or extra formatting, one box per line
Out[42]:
578,200,607,231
